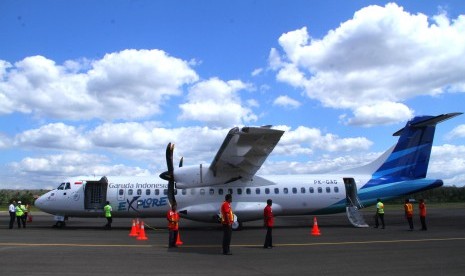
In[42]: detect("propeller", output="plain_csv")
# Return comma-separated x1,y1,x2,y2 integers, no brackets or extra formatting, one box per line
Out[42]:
159,143,176,206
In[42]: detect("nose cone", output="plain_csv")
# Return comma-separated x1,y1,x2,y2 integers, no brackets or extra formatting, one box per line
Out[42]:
34,192,52,214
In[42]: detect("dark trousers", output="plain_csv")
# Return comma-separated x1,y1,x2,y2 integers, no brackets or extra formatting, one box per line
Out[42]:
168,229,178,247
420,216,427,230
407,216,414,230
375,213,385,228
222,224,232,254
16,215,25,228
105,217,112,229
264,226,273,248
9,212,15,229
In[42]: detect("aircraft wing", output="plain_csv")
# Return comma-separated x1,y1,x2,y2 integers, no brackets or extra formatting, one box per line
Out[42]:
209,126,284,182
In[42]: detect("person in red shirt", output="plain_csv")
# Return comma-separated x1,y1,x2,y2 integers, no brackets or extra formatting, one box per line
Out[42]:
419,199,427,231
221,194,233,255
263,199,274,249
166,203,180,248
404,199,414,231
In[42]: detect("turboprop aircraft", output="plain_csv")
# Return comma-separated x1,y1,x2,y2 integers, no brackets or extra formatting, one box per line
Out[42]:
35,113,461,228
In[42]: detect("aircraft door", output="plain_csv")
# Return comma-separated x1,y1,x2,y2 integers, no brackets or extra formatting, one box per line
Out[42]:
343,178,363,208
84,177,108,210
343,178,368,228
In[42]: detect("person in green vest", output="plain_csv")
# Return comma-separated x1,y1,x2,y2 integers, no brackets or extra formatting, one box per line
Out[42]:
103,201,113,230
15,200,26,228
374,198,385,229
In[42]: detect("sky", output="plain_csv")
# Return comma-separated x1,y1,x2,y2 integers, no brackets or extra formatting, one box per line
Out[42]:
1,0,465,190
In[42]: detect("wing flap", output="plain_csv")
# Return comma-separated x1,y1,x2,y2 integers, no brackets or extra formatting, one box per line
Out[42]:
210,126,284,181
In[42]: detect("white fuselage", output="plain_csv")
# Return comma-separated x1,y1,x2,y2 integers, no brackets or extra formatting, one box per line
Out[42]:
35,174,371,224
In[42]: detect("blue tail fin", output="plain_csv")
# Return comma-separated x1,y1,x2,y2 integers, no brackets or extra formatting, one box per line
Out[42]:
372,113,462,180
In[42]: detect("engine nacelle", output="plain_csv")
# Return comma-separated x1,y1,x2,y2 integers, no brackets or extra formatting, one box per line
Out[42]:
174,164,241,188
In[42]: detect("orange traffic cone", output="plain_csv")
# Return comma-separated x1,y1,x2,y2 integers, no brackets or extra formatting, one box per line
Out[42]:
311,217,321,236
137,221,148,240
129,219,138,237
175,232,183,246
135,218,141,234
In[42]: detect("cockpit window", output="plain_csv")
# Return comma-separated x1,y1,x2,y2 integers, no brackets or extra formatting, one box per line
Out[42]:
65,182,71,190
57,183,65,190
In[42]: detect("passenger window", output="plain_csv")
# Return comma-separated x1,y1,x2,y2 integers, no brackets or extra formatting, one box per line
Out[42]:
218,189,223,195
334,187,339,193
155,189,160,195
292,188,297,194
119,189,124,196
146,189,150,195
274,188,279,194
301,187,306,194
228,188,233,195
237,188,242,195
309,187,314,193
326,187,331,193
137,189,142,195
174,189,178,195
200,189,205,195
318,187,322,193
265,188,270,194
128,189,133,196
284,188,288,194
246,188,251,195
255,188,261,194
209,188,214,195
181,189,186,195
163,189,168,195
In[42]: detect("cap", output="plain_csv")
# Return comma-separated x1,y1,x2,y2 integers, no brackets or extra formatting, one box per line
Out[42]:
18,201,22,204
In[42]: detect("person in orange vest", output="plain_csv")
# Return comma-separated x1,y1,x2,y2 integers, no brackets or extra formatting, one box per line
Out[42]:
221,194,233,255
166,203,180,248
404,199,414,231
263,199,274,249
419,199,427,231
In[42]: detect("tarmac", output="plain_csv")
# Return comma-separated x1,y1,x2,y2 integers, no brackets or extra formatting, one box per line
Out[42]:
1,205,464,275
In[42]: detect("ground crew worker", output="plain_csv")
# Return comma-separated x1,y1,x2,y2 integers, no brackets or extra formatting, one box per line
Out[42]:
419,199,427,230
8,200,16,229
221,194,233,255
374,198,385,229
166,203,180,248
404,199,414,231
15,201,25,228
103,201,112,230
263,199,274,249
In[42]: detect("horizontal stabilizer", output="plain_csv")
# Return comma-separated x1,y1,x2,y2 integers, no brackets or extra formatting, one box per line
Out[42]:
393,112,462,136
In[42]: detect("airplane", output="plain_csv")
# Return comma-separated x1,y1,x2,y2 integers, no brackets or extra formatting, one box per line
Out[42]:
35,112,462,229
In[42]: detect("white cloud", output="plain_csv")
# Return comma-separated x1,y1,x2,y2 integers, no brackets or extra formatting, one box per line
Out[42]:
274,125,373,156
178,78,258,127
270,3,465,126
446,124,465,140
273,95,301,109
14,123,91,150
430,144,465,186
0,49,199,121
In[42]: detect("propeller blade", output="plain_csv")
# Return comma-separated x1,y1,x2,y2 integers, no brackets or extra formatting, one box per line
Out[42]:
163,142,176,206
179,157,183,168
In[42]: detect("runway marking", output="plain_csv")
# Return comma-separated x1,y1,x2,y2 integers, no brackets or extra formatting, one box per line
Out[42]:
1,237,464,248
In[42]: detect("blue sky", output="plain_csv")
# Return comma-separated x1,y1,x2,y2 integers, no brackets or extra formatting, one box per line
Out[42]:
1,0,465,189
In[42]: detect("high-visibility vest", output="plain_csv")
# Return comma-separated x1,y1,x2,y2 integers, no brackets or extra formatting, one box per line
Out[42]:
405,203,413,216
221,201,234,225
104,204,112,218
377,202,384,214
419,202,426,217
15,205,24,217
167,210,179,230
